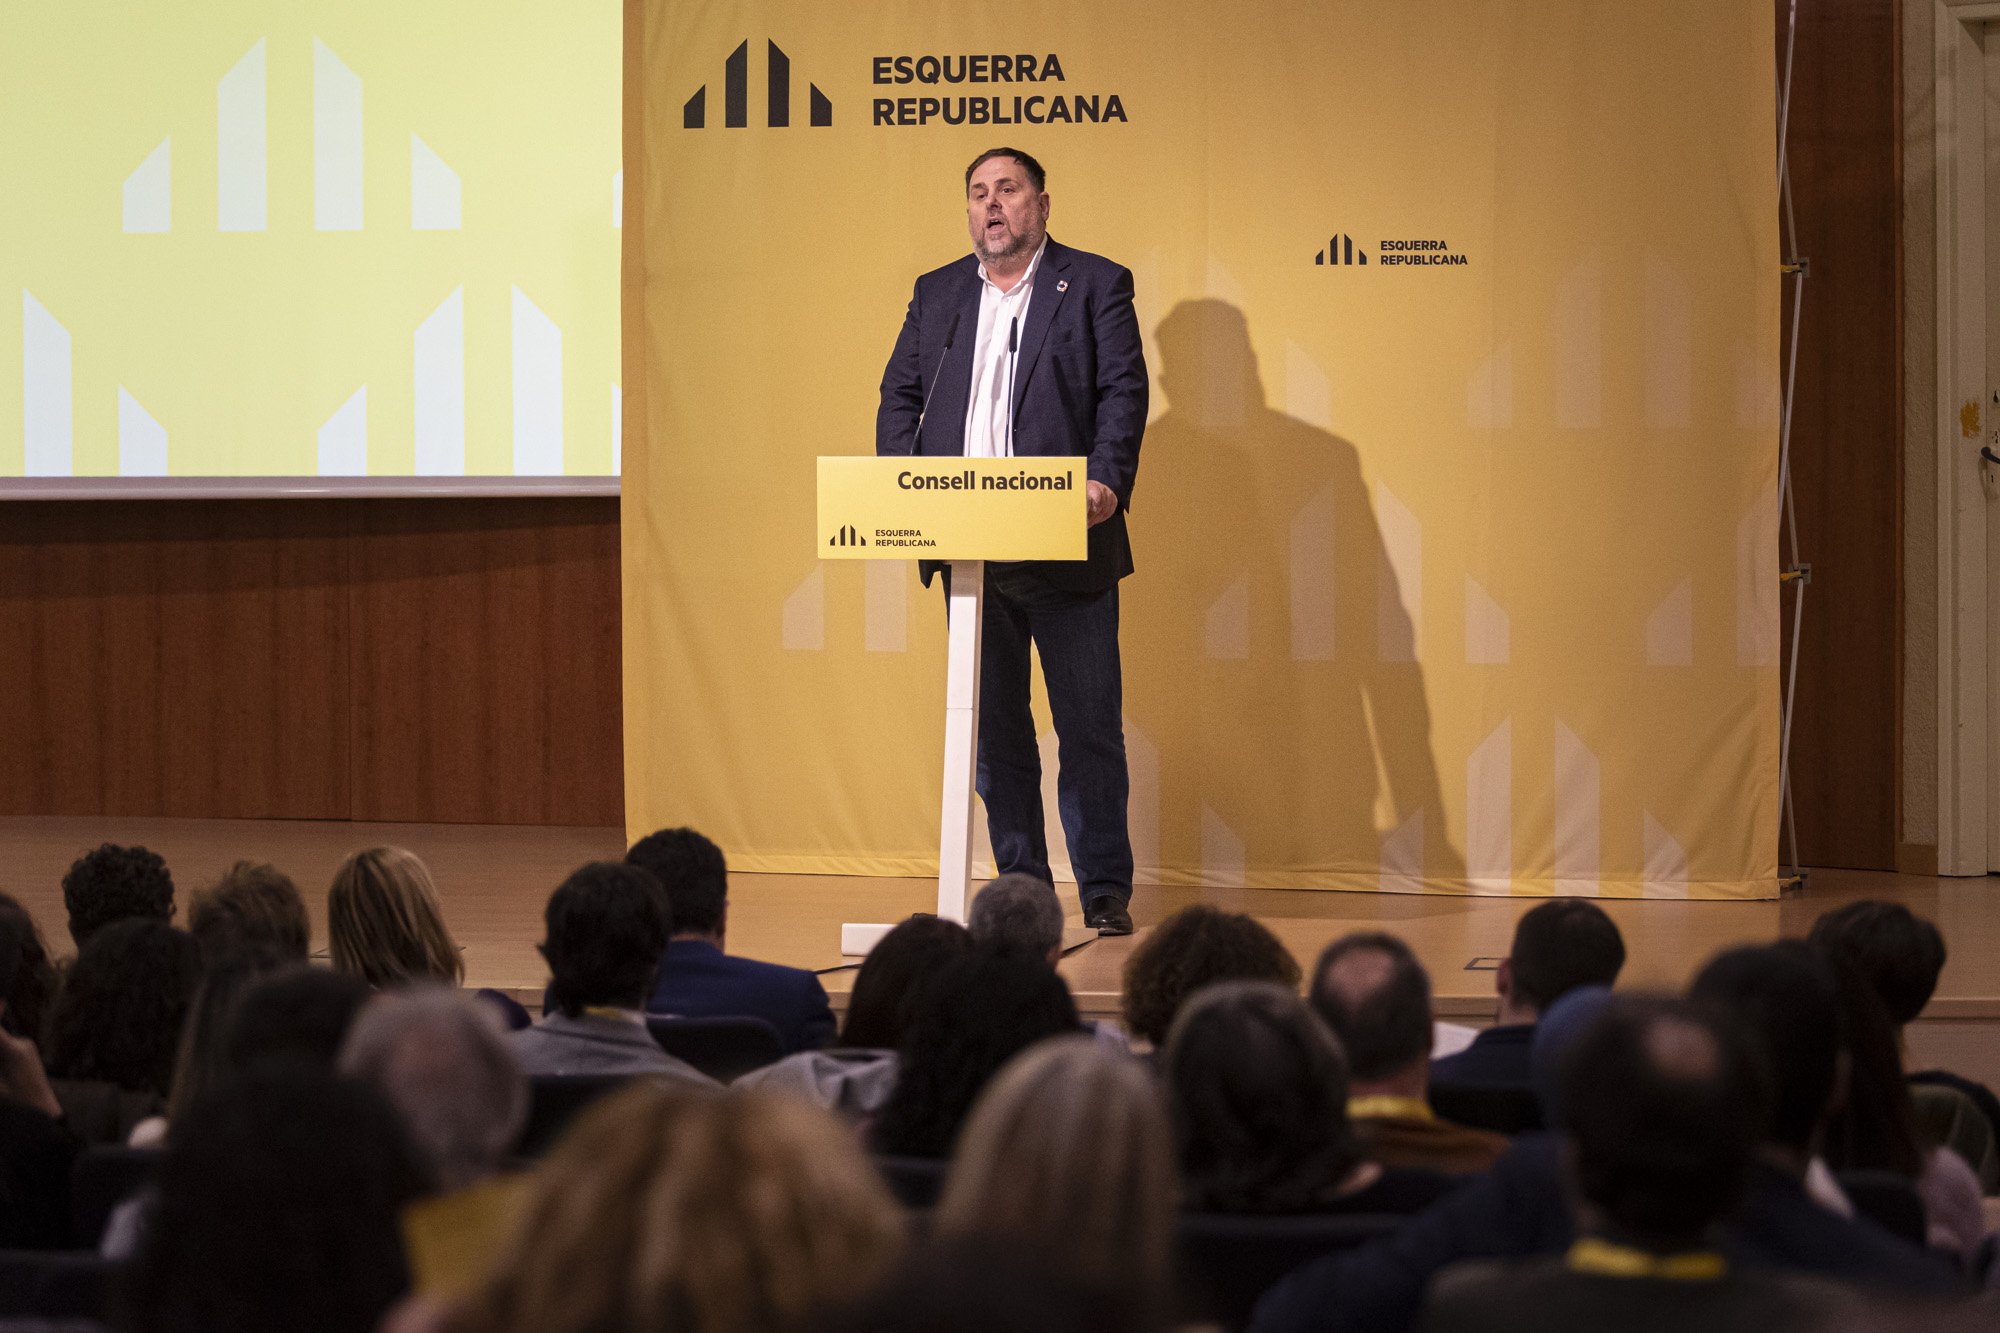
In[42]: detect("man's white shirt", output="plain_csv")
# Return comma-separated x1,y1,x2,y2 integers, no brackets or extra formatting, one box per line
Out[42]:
962,240,1047,458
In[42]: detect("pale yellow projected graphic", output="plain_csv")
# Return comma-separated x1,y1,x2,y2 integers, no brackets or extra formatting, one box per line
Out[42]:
0,1,619,479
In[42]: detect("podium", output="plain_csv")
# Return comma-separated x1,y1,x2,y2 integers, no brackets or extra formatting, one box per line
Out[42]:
818,456,1087,954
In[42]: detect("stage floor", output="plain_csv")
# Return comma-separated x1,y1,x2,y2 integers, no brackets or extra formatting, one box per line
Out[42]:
4,816,1997,1083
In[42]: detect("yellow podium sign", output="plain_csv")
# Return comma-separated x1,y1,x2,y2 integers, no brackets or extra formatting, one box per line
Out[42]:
817,457,1087,561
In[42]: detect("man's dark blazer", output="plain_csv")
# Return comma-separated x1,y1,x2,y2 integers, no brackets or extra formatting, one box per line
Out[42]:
875,237,1147,594
646,938,836,1053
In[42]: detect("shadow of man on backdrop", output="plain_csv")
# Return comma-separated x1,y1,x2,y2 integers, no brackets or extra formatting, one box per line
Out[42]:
1122,300,1464,887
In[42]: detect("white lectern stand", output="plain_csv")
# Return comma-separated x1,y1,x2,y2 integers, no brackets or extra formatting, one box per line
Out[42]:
817,457,1085,955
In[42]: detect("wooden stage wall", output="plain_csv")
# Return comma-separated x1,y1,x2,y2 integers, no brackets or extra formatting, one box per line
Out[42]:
0,3,1904,870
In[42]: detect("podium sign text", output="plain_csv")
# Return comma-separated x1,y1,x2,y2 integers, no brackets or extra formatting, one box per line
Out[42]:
817,457,1087,561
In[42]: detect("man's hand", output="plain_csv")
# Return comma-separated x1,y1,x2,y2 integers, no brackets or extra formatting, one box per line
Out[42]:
1085,480,1118,528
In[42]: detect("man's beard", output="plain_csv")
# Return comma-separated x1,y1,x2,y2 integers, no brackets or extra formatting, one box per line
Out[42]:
975,221,1037,265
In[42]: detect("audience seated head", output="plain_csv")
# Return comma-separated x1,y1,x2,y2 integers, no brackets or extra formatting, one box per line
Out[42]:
45,919,202,1098
1310,932,1433,1096
967,874,1065,965
625,826,728,943
871,950,1081,1158
62,842,174,949
1498,899,1625,1025
121,1067,425,1333
342,988,527,1193
448,1084,903,1333
1561,996,1771,1252
838,915,974,1050
539,861,673,1019
1813,945,1926,1180
329,847,464,989
223,963,373,1075
1528,983,1614,1129
1120,905,1300,1047
1808,900,1946,1030
166,941,290,1124
823,1238,1162,1333
1163,979,1365,1213
938,1037,1177,1309
1688,942,1839,1170
188,860,310,963
0,892,57,1044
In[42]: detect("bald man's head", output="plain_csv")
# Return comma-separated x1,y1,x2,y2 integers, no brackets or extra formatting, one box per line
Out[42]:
1310,933,1433,1082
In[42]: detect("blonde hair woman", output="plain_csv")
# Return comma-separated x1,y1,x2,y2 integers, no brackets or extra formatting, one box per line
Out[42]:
420,1084,903,1333
328,847,464,988
936,1036,1179,1311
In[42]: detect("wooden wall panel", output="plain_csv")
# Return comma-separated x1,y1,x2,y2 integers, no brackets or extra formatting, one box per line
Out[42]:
0,498,620,827
1782,0,1901,871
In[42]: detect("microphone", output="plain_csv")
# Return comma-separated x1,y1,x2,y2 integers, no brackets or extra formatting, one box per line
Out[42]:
1004,315,1019,453
914,310,963,443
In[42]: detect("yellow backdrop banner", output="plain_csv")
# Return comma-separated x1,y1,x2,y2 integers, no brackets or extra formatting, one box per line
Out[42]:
624,0,1781,898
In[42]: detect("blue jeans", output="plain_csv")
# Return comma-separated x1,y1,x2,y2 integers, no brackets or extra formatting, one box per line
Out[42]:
975,565,1133,910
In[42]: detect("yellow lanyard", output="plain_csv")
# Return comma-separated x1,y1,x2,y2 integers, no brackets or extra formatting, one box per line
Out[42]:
1565,1238,1726,1282
1347,1095,1436,1122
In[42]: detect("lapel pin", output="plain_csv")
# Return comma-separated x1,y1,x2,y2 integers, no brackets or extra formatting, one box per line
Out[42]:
1056,279,1069,293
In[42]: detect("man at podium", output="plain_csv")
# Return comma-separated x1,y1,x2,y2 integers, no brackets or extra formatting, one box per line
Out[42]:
876,147,1148,935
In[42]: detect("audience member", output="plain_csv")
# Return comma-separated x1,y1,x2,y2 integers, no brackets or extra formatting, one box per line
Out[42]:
118,1067,426,1333
1418,998,1839,1333
147,942,289,1142
343,990,531,1301
416,1084,904,1333
0,891,57,1044
62,842,174,949
1120,904,1300,1048
329,846,465,989
821,1238,1162,1333
740,915,973,1117
44,920,202,1143
186,860,311,962
1429,900,1624,1096
1813,946,1986,1259
224,963,373,1073
1249,944,1965,1333
1811,899,2000,1190
1165,981,1458,1216
871,950,1080,1158
967,873,1066,963
1526,984,1615,1128
0,923,77,1249
1311,933,1508,1174
628,827,837,1052
511,861,714,1085
937,1037,1177,1319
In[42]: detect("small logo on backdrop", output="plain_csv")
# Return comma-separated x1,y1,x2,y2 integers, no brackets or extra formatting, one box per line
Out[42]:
1315,234,1369,266
1313,234,1471,269
829,524,867,547
685,40,831,128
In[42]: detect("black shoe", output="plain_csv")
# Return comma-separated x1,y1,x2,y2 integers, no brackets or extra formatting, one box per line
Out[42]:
1084,899,1134,936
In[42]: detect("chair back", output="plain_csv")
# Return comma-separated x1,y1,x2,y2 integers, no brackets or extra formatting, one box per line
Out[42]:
1175,1212,1401,1332
646,1015,787,1082
871,1153,950,1209
518,1074,635,1158
0,1250,119,1319
70,1145,162,1249
1427,1082,1544,1136
1834,1169,1927,1249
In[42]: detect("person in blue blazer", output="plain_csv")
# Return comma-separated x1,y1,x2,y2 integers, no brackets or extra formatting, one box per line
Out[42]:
628,828,835,1053
875,147,1147,935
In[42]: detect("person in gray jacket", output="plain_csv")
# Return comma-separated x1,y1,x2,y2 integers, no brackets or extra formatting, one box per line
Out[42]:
511,863,714,1088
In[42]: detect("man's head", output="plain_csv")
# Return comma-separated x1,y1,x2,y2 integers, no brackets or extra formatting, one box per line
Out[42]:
625,828,727,940
341,989,528,1192
968,874,1064,965
62,843,174,948
964,148,1049,270
1808,900,1946,1028
542,862,674,1017
1500,900,1626,1021
1309,933,1432,1092
1561,997,1771,1250
1688,942,1839,1160
187,861,311,963
1120,905,1300,1047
